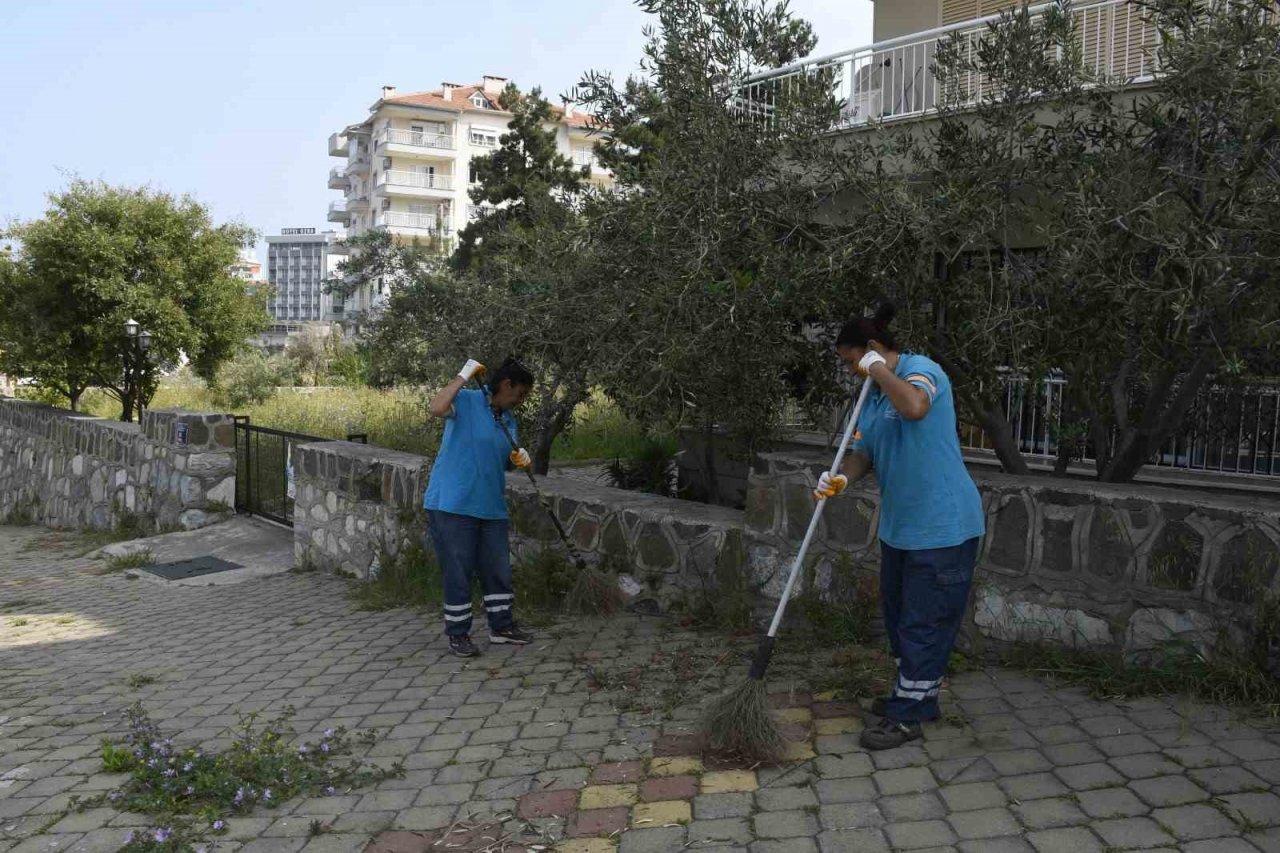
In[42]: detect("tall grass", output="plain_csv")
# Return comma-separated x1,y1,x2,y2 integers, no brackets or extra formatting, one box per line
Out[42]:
68,379,659,463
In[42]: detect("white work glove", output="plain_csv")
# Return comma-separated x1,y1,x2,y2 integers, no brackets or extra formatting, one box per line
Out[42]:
458,358,486,382
814,471,848,500
858,351,888,376
510,448,532,469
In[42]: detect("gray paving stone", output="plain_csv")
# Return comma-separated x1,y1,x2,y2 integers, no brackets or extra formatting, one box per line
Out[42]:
1184,840,1265,853
687,818,753,845
1029,725,1089,745
1218,791,1280,827
392,806,456,830
1109,753,1183,779
1164,745,1237,768
1054,762,1126,791
753,810,819,839
998,772,1069,801
957,839,1033,853
987,750,1052,776
1092,816,1176,848
882,819,956,850
1039,742,1104,767
750,839,818,853
1011,797,1090,830
873,767,937,796
695,793,755,819
618,827,688,853
1025,827,1105,853
815,753,874,779
1221,739,1280,762
1188,765,1271,795
818,828,890,853
938,782,1006,812
1096,733,1160,757
814,778,878,804
1151,802,1240,840
817,802,882,831
1075,785,1149,818
945,807,1020,840
879,793,945,822
1128,775,1210,807
755,785,818,812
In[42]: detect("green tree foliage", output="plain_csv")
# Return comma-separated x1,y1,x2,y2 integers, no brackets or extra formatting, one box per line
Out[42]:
0,180,268,419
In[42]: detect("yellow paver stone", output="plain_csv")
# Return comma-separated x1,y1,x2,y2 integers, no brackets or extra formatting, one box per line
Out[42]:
815,716,863,735
631,800,692,828
772,707,813,724
700,770,758,794
556,840,617,853
649,757,703,777
579,784,639,809
778,740,817,761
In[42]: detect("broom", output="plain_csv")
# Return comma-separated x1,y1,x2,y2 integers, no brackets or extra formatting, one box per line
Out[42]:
702,378,875,761
472,378,625,615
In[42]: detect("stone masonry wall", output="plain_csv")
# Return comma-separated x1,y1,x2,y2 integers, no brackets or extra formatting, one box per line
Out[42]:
0,399,235,532
745,450,1280,662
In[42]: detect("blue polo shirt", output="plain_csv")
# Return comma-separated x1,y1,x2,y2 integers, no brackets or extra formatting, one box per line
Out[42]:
850,354,985,550
424,389,516,520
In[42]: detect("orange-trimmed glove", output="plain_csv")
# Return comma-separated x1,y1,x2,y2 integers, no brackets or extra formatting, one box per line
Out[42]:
814,471,848,500
510,448,532,469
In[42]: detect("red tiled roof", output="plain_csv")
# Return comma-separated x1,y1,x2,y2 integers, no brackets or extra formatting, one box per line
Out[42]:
385,82,603,130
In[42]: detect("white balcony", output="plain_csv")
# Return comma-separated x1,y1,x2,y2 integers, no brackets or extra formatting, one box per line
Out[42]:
378,211,453,236
329,132,349,157
378,170,455,198
378,128,457,155
328,167,348,190
738,0,1156,129
327,200,349,223
347,154,371,175
347,194,371,210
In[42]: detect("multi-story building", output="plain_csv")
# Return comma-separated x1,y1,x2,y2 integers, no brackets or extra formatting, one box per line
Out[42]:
260,228,343,352
230,252,263,282
327,75,610,316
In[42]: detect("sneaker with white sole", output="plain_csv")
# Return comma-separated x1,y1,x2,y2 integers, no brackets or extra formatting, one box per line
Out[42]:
490,624,534,645
448,634,479,657
859,716,923,750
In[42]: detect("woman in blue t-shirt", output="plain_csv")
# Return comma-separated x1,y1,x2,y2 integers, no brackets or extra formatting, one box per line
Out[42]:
814,304,985,750
425,357,537,657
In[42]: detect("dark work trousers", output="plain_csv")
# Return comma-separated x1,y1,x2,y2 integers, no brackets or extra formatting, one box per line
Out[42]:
426,510,515,637
881,537,979,723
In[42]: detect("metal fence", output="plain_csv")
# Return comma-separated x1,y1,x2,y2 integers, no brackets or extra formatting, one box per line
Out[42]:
233,418,368,526
960,376,1280,476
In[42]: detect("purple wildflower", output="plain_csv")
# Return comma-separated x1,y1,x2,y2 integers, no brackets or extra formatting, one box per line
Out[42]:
163,769,176,778
154,827,171,843
320,743,330,754
262,789,272,802
185,786,195,795
325,786,336,795
323,728,334,738
212,820,226,831
297,745,307,755
233,787,246,804
124,831,134,845
182,762,193,772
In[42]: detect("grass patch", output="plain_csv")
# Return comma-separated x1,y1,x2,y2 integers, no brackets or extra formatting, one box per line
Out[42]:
1006,641,1280,720
105,549,155,572
7,617,30,628
126,674,158,690
78,703,402,852
349,542,443,612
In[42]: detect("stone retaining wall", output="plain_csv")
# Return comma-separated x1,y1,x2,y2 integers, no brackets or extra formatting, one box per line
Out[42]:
745,450,1280,663
0,399,235,531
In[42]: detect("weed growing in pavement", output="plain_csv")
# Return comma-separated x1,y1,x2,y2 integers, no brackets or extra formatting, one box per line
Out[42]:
1005,640,1280,720
78,703,403,852
126,673,158,690
104,549,155,572
349,541,443,611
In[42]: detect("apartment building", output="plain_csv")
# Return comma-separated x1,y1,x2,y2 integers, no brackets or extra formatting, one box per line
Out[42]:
742,0,1155,128
327,75,610,316
261,228,343,351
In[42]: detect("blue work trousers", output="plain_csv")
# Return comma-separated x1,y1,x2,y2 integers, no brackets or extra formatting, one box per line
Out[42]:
881,537,979,723
426,510,515,636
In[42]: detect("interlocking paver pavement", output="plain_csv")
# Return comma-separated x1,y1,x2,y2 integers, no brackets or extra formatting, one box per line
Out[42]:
3,524,1280,852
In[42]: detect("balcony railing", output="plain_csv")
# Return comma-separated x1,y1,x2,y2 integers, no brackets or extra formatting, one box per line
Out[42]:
379,128,456,150
327,200,349,221
738,0,1157,129
328,167,348,189
380,211,453,233
379,170,455,191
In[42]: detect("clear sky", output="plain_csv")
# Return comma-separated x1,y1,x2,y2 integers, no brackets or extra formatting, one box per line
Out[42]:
0,0,872,261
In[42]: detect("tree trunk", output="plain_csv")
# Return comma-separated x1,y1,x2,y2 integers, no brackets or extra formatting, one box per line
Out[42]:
702,418,721,504
972,401,1032,475
1099,352,1215,482
531,380,587,476
68,387,83,413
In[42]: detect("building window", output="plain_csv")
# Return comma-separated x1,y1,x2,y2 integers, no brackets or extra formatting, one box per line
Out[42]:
471,93,488,109
469,164,480,184
572,144,594,168
469,129,498,148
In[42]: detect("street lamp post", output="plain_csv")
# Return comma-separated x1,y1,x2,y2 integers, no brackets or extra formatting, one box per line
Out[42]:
123,319,154,423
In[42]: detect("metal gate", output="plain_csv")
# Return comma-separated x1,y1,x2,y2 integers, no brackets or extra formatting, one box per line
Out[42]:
233,417,367,526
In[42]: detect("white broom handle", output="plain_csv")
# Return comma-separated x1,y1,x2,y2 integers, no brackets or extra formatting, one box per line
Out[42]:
766,378,875,638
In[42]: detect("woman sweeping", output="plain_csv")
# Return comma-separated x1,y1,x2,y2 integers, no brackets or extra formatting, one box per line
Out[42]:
425,357,537,657
815,305,985,750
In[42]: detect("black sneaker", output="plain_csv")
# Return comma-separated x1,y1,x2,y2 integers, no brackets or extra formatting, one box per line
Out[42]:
489,624,534,645
859,716,923,751
448,634,479,657
870,695,940,722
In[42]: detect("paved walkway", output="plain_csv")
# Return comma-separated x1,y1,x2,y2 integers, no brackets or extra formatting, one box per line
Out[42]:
1,523,1279,853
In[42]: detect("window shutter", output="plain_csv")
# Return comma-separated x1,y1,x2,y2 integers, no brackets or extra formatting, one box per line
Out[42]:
942,0,980,25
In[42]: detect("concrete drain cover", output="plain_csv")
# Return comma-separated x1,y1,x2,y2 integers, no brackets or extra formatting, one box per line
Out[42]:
142,556,244,580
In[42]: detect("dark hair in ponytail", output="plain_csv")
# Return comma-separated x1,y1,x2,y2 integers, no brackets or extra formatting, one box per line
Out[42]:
835,303,898,351
487,356,535,393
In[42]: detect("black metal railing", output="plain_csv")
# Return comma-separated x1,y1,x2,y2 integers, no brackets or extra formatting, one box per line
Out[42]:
233,418,368,526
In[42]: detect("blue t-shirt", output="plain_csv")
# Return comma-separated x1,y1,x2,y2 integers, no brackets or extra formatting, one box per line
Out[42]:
850,353,985,550
423,389,517,520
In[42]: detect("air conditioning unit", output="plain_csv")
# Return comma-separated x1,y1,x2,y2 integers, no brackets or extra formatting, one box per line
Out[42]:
382,157,392,168
381,199,391,211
